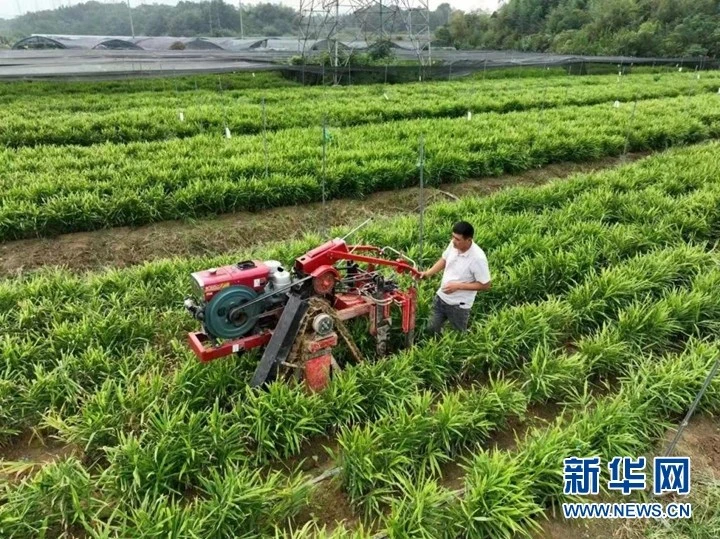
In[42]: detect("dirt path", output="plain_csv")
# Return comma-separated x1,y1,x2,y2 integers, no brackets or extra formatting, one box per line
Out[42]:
0,429,78,484
0,154,648,279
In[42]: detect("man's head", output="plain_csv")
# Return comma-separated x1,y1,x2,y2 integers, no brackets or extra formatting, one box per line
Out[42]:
451,221,474,252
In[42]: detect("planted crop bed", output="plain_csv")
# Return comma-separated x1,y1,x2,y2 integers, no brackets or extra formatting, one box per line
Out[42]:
2,72,717,147
1,91,719,241
0,71,297,100
2,142,720,537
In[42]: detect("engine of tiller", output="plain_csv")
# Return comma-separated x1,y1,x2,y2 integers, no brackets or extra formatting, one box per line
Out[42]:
184,238,420,391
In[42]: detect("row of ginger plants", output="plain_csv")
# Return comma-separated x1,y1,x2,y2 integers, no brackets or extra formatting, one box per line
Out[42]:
1,92,719,240
4,243,719,537
4,144,720,535
2,142,719,449
2,71,717,147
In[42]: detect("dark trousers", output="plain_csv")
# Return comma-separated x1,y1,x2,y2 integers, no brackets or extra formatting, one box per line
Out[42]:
427,294,471,336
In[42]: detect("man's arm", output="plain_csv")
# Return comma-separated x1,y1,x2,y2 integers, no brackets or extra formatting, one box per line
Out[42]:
440,256,492,293
420,258,446,279
453,281,491,291
471,256,491,290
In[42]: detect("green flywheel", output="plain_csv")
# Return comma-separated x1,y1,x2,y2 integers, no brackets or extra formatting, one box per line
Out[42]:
204,285,261,340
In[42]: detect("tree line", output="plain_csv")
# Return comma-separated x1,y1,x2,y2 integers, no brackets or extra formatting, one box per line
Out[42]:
0,1,453,42
436,0,720,57
2,0,717,58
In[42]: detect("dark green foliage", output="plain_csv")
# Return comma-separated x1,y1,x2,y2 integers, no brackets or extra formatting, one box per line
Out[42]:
438,0,720,57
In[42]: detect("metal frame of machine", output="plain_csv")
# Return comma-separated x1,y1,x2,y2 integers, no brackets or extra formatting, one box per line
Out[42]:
184,235,421,391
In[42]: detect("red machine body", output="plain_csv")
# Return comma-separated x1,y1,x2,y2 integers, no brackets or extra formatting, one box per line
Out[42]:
295,239,417,276
185,237,421,391
191,261,270,302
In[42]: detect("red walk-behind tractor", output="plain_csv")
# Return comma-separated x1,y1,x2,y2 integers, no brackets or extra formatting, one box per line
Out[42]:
183,236,421,391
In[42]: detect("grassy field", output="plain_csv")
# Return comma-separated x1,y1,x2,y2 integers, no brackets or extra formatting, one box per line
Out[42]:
1,69,720,537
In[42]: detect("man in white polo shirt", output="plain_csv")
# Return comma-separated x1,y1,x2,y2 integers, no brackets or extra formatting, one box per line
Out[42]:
419,221,491,335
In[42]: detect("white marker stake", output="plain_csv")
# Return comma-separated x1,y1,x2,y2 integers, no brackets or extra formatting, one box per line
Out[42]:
179,111,185,122
225,127,232,139
467,110,472,121
252,72,256,77
383,93,389,100
679,67,683,72
614,100,620,108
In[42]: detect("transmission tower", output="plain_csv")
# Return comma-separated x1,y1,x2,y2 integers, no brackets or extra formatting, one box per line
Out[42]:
296,0,431,76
